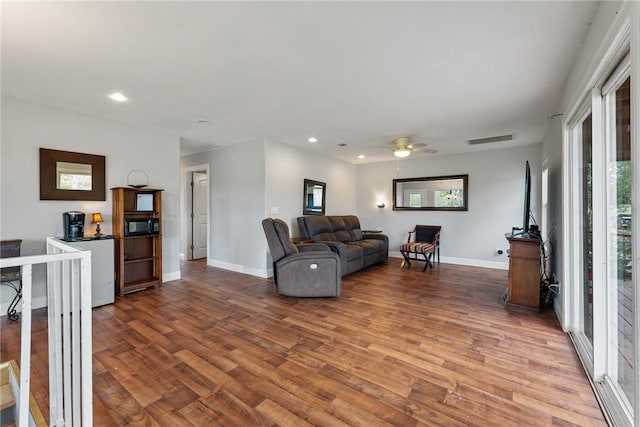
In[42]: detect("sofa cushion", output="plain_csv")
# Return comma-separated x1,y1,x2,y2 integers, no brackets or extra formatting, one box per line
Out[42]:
342,215,361,230
344,243,363,261
400,242,435,254
349,229,363,241
303,216,333,238
352,239,386,255
300,215,363,241
328,216,347,231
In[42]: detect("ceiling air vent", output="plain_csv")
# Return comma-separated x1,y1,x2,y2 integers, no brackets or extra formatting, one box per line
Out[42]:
466,133,514,145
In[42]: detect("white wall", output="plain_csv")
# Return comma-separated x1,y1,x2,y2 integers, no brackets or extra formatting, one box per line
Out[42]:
0,97,181,311
540,1,627,325
265,140,357,236
181,140,268,276
355,144,542,269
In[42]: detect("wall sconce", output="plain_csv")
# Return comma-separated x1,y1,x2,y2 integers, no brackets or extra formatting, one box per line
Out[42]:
376,201,386,208
92,212,104,237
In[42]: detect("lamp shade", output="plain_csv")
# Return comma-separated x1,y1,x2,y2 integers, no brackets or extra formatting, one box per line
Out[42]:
92,213,103,223
393,149,411,158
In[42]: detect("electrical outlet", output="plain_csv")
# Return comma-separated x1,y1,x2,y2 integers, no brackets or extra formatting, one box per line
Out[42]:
495,248,504,256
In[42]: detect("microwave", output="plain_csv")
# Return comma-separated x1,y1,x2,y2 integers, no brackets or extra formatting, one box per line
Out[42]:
124,218,160,237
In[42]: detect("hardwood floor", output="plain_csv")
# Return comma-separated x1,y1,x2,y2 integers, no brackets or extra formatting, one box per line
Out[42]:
1,260,605,426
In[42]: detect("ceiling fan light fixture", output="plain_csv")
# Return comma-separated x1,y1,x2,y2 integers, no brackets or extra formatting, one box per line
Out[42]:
393,149,411,158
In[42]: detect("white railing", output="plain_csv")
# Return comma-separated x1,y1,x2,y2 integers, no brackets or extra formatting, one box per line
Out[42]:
0,237,93,427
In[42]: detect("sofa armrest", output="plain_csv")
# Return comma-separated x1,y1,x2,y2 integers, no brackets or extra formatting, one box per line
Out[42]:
278,250,340,265
314,241,348,258
296,243,331,252
275,251,341,297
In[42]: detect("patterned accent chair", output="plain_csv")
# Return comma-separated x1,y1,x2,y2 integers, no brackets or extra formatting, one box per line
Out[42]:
399,225,441,271
262,218,341,297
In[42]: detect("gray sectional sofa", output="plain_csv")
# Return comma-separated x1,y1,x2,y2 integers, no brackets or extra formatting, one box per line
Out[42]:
297,215,389,276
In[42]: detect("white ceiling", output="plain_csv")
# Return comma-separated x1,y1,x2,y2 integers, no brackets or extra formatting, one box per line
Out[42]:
2,1,598,164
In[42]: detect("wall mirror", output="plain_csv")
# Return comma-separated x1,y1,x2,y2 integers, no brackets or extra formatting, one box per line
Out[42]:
40,148,106,201
303,179,326,215
393,174,468,211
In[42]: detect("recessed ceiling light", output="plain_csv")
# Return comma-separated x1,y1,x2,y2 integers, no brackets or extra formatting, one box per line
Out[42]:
107,92,130,103
308,137,318,143
358,154,366,159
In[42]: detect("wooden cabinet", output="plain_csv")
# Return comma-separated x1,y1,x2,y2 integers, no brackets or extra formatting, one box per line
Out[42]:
112,187,163,296
505,234,541,311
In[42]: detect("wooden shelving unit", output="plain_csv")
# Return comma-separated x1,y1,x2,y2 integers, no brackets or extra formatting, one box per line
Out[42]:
112,187,163,296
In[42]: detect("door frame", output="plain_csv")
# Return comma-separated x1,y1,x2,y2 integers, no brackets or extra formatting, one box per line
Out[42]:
184,163,210,262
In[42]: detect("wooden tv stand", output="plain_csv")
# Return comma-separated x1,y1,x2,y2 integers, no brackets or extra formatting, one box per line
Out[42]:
505,234,541,311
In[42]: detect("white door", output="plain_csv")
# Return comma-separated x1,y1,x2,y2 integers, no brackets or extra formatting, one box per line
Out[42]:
192,172,208,259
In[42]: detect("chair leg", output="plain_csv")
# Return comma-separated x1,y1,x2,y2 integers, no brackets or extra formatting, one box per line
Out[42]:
402,250,437,271
400,250,412,268
421,251,435,272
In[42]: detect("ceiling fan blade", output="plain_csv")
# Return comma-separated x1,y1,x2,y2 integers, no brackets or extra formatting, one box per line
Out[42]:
370,136,436,154
415,148,439,154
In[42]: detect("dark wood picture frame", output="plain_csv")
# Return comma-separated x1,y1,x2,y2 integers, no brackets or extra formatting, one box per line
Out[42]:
393,174,469,211
303,179,326,216
39,148,106,201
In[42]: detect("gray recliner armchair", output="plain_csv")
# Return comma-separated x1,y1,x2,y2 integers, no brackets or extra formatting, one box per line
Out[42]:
262,218,341,297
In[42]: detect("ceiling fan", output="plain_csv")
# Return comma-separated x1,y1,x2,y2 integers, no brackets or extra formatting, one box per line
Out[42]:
389,136,438,158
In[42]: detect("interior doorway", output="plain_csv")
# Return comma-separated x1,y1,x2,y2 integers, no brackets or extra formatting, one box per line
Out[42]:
184,164,210,261
191,171,208,259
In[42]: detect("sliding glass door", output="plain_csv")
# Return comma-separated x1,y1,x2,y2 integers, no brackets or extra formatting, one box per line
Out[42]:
566,50,635,425
581,113,594,345
605,72,634,411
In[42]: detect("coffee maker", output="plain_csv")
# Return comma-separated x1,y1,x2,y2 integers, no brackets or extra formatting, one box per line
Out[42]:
63,211,85,241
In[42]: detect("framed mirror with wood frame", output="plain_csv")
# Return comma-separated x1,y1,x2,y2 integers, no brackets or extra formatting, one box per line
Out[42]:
393,174,468,211
303,179,326,215
39,148,106,201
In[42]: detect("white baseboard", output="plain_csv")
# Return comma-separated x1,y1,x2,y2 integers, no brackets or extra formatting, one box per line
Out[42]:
208,258,270,278
389,251,509,270
0,295,48,316
204,253,508,282
163,270,181,283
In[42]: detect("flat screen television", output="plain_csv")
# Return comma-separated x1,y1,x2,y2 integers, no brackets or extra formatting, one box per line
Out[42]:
522,160,531,235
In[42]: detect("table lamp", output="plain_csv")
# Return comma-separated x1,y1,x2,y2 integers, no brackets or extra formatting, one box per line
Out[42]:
92,212,104,237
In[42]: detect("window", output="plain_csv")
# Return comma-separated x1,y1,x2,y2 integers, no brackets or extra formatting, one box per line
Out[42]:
407,191,423,208
434,189,464,207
